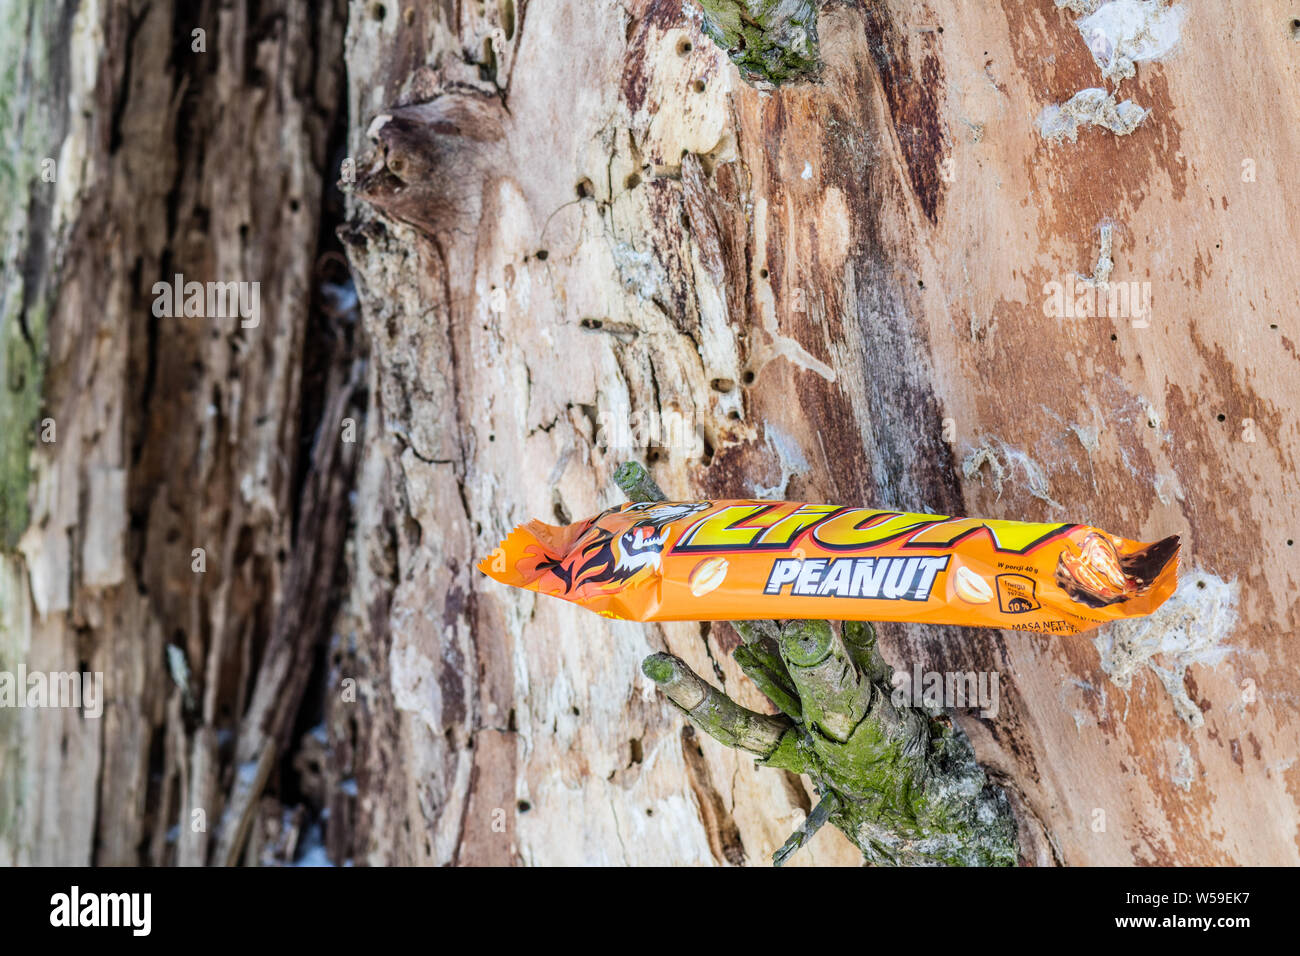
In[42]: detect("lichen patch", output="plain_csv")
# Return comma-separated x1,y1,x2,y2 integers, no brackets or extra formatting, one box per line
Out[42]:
1036,89,1149,142
1075,0,1187,84
1094,569,1238,728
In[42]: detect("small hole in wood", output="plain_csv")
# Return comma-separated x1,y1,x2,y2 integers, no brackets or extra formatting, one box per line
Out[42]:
677,38,693,56
576,178,594,199
1217,413,1226,422
759,268,769,279
741,369,756,386
710,378,734,392
625,172,641,190
1291,18,1300,40
692,79,706,93
370,2,386,21
535,249,549,261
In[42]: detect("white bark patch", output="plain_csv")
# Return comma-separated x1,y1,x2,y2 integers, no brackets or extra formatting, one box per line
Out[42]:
754,424,811,498
1076,1,1187,84
610,241,668,302
1070,422,1101,455
961,440,1064,511
1041,1,1183,140
1169,740,1197,791
365,113,392,140
82,468,126,588
17,468,71,618
1094,569,1238,728
1037,89,1149,142
1077,222,1115,286
1153,471,1184,505
1055,0,1101,14
54,0,105,231
389,637,443,736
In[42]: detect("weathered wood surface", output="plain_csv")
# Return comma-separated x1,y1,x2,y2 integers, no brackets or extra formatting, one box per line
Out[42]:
340,0,1299,866
1,0,1296,866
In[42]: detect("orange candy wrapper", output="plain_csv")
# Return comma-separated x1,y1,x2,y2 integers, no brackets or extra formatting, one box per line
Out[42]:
479,501,1180,635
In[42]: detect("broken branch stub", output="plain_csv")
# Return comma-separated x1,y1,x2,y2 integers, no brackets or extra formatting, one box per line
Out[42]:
353,95,507,238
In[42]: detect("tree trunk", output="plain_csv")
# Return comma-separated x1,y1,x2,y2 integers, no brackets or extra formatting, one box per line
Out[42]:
1,0,354,865
2,0,1297,866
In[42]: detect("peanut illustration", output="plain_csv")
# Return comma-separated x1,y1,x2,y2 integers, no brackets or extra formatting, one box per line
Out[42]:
689,557,729,597
954,565,993,605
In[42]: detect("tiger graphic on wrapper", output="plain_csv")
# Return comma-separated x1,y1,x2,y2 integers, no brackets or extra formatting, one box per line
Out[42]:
524,501,709,599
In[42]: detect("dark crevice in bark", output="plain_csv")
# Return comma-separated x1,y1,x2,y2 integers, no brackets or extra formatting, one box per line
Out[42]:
129,257,161,475
14,185,47,356
108,4,149,156
276,70,365,861
680,725,748,865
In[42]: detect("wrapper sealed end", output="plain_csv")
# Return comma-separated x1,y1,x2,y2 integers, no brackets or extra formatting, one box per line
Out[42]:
479,501,1181,635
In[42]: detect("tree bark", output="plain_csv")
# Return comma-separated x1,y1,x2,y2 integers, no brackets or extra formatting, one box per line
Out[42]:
1,0,352,865
2,0,1297,867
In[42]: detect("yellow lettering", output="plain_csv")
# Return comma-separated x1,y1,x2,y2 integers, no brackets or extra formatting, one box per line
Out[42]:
678,504,792,549
757,504,841,547
811,510,943,550
905,517,1070,553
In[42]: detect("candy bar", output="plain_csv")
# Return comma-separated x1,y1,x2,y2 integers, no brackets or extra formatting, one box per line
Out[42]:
479,501,1180,634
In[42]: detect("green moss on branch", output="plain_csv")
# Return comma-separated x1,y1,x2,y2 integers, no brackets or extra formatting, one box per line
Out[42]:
691,0,822,87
